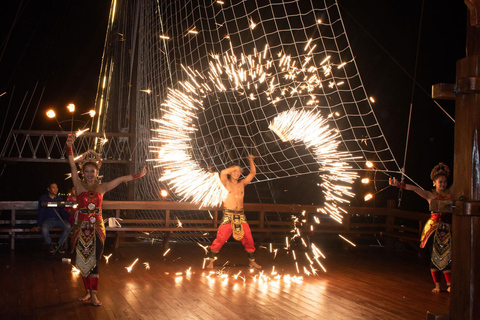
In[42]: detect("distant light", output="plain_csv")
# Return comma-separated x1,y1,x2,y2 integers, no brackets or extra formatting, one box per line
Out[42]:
317,19,322,24
217,0,224,4
364,193,373,201
361,178,370,184
67,103,75,113
88,110,96,117
46,109,56,118
365,161,374,168
140,89,152,94
160,189,168,197
369,97,375,103
159,35,170,40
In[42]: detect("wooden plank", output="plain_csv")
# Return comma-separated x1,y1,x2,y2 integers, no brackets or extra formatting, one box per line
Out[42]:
0,242,451,319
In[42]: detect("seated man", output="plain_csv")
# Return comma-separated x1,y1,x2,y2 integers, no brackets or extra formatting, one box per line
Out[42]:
33,182,71,253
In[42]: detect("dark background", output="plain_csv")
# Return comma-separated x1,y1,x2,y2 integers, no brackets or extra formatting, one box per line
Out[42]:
0,1,465,213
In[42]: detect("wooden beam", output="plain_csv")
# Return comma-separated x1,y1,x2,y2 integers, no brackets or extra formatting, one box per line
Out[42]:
432,83,455,100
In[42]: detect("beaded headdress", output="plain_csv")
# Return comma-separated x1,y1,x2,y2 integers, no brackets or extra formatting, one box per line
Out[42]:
430,162,450,180
78,150,103,170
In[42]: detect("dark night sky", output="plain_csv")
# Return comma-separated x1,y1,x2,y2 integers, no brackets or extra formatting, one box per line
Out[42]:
0,1,466,211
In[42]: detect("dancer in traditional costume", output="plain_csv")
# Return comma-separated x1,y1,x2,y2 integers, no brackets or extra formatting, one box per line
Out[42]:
390,163,451,293
65,134,146,306
207,155,261,269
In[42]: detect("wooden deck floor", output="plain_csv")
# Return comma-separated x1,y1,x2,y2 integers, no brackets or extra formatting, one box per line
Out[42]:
0,239,450,320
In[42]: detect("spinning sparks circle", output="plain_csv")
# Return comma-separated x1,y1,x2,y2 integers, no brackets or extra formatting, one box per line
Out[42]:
269,109,358,222
151,43,359,214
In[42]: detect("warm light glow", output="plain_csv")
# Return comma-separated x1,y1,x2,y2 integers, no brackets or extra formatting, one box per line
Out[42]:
364,193,373,201
46,109,56,118
143,262,150,270
163,248,171,256
365,161,374,168
361,178,370,184
160,189,168,197
369,96,375,103
140,89,152,94
159,35,170,40
67,103,75,113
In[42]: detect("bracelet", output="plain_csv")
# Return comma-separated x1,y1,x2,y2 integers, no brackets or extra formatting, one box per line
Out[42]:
65,145,73,156
131,172,143,180
397,182,406,189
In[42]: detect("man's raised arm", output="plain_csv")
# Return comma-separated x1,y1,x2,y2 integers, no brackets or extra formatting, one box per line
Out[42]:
243,155,256,185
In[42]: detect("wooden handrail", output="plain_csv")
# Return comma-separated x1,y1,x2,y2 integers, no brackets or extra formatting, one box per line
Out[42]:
0,201,431,251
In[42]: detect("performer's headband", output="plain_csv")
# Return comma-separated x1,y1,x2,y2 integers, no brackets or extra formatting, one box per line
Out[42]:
430,162,450,180
78,150,103,170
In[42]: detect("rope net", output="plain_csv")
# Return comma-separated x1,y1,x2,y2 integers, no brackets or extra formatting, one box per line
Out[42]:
94,0,401,230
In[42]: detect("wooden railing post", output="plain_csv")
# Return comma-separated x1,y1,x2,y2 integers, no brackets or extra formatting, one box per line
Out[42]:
165,210,170,227
385,200,395,250
259,211,265,229
213,210,218,227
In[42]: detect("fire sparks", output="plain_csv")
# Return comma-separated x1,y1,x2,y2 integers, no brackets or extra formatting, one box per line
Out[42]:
176,217,183,228
143,262,150,270
150,41,358,210
71,265,80,275
103,253,113,264
163,248,171,256
75,128,89,137
196,242,209,255
269,109,358,222
67,103,75,112
125,258,139,273
339,234,357,247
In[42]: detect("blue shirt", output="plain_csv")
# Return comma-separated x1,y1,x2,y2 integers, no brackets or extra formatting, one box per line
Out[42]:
37,194,69,226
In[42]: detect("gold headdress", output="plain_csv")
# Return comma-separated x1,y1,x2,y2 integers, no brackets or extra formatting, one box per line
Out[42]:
78,150,103,170
430,162,450,180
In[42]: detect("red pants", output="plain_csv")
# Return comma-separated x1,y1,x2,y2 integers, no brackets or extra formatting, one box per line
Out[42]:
210,223,255,252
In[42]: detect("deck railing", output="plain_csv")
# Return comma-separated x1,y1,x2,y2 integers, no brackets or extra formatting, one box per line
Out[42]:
0,201,431,250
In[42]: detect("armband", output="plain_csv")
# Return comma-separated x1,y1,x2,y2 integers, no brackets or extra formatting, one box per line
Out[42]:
397,182,406,189
65,145,73,156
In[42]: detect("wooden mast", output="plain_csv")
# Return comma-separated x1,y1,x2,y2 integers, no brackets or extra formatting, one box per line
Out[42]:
449,1,480,318
433,1,480,319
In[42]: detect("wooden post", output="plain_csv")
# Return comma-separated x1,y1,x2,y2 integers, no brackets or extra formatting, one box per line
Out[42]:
449,1,480,318
213,210,218,228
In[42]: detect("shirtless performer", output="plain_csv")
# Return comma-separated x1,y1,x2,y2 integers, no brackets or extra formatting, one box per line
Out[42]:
207,155,261,269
